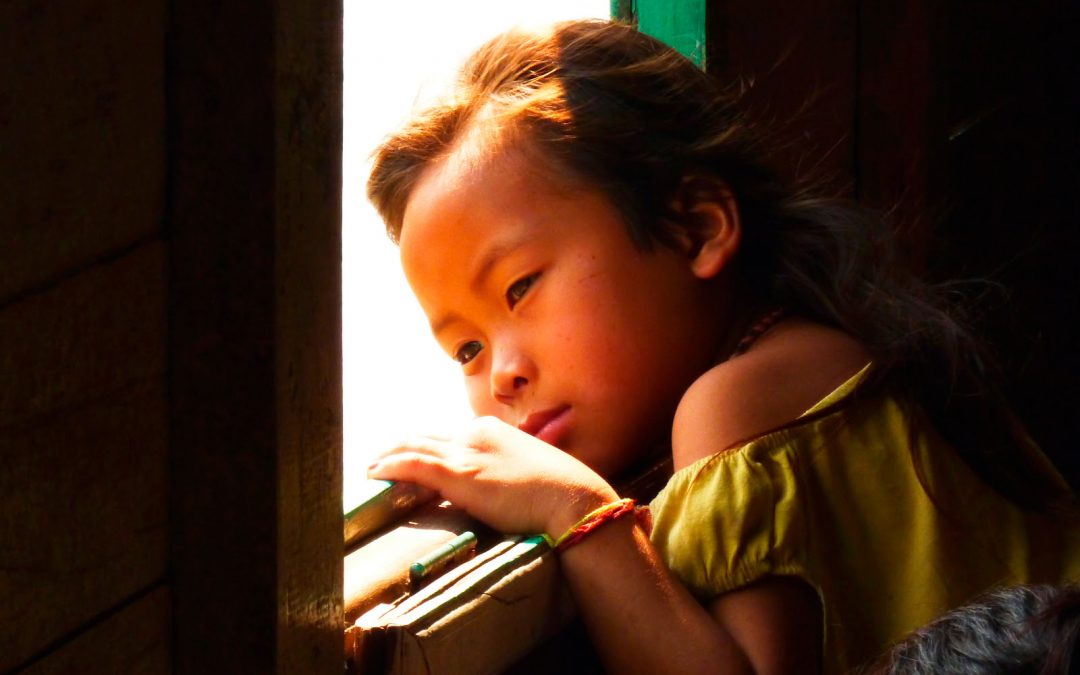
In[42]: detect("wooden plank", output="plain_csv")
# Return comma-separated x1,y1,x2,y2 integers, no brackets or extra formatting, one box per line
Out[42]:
274,1,345,668
20,587,170,675
344,480,435,549
344,501,475,625
167,2,279,665
856,1,942,266
0,1,164,303
168,0,342,671
368,540,577,675
0,243,166,429
0,243,167,670
0,381,168,672
920,0,1080,482
710,0,856,194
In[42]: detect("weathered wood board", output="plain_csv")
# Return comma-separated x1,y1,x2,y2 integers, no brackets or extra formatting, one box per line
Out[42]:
0,245,168,672
0,1,165,303
20,587,170,675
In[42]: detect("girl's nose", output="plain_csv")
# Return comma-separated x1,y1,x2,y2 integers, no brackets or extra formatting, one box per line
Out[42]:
490,347,533,405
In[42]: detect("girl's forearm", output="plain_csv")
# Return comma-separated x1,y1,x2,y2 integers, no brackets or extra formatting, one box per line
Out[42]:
557,516,754,675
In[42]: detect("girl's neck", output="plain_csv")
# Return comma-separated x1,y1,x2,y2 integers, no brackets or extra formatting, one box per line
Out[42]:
730,307,787,358
711,297,778,366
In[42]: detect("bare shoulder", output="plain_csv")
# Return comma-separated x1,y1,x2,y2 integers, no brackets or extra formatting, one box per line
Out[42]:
671,319,871,471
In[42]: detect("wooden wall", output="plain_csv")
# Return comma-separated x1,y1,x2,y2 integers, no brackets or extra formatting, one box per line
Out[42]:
710,0,1079,484
0,2,343,673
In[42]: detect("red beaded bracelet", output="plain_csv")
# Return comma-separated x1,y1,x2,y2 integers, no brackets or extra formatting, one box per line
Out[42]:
540,497,637,553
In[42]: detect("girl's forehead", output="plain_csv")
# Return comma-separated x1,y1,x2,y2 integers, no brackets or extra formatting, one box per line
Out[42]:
399,139,619,274
441,117,585,193
403,140,574,234
400,146,529,257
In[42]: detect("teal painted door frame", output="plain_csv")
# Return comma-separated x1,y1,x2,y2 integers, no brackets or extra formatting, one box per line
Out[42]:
611,0,706,68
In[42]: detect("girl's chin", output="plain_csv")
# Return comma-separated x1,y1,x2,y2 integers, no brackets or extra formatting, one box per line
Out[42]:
591,444,668,481
567,444,630,479
555,427,659,478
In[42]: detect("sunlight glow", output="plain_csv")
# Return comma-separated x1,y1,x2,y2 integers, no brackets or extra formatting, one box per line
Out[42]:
343,1,609,509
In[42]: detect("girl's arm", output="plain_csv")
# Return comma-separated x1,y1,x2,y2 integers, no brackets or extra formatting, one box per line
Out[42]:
557,512,822,674
368,417,822,674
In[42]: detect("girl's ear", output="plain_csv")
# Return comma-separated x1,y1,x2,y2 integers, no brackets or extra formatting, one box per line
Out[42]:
670,175,741,280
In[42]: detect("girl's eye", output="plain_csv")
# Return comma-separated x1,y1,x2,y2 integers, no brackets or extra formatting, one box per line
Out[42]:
506,273,539,309
454,341,483,365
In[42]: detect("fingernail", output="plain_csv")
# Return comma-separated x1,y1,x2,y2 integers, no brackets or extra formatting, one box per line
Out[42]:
367,461,380,475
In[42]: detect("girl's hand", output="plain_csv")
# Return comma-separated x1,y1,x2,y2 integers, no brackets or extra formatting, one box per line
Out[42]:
367,416,619,537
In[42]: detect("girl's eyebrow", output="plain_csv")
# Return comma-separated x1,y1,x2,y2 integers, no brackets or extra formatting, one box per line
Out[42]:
430,234,531,339
468,235,530,294
430,312,463,343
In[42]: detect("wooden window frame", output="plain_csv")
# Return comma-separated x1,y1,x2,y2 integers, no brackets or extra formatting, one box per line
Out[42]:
613,0,707,68
168,2,343,672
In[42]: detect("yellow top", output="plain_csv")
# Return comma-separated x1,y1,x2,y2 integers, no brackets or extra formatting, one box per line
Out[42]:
649,366,1080,674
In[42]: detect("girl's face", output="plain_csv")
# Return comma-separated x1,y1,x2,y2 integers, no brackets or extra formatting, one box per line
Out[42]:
399,146,725,476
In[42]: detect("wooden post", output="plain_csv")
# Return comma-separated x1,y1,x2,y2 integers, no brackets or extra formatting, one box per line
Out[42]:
168,1,343,671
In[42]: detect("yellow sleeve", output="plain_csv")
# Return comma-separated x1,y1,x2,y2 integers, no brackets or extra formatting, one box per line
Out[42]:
649,433,814,600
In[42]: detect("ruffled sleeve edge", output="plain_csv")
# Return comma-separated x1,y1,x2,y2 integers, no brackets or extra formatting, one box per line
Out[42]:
706,558,815,598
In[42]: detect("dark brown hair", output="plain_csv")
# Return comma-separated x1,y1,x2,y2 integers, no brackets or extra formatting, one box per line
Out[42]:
867,585,1080,675
367,19,1072,514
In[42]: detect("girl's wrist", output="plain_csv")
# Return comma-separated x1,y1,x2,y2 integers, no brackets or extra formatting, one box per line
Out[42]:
544,485,621,542
548,497,637,552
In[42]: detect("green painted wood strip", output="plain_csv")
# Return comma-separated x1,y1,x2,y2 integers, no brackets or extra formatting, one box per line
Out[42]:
611,0,706,69
343,479,435,548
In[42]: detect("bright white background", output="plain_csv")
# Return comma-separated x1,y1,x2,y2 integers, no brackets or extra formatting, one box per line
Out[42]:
342,1,609,509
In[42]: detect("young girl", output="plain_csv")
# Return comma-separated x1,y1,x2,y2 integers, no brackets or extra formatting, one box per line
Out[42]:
365,19,1079,674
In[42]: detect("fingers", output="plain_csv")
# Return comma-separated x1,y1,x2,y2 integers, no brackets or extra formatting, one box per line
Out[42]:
367,450,452,484
367,436,482,490
372,435,454,462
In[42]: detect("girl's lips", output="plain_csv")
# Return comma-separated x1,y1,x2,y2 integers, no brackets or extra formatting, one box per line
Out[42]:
518,406,572,447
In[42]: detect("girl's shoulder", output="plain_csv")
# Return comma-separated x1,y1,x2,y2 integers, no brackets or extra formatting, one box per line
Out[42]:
671,318,871,471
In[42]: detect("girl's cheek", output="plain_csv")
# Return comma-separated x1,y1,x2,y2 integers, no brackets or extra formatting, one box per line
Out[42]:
465,375,495,416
